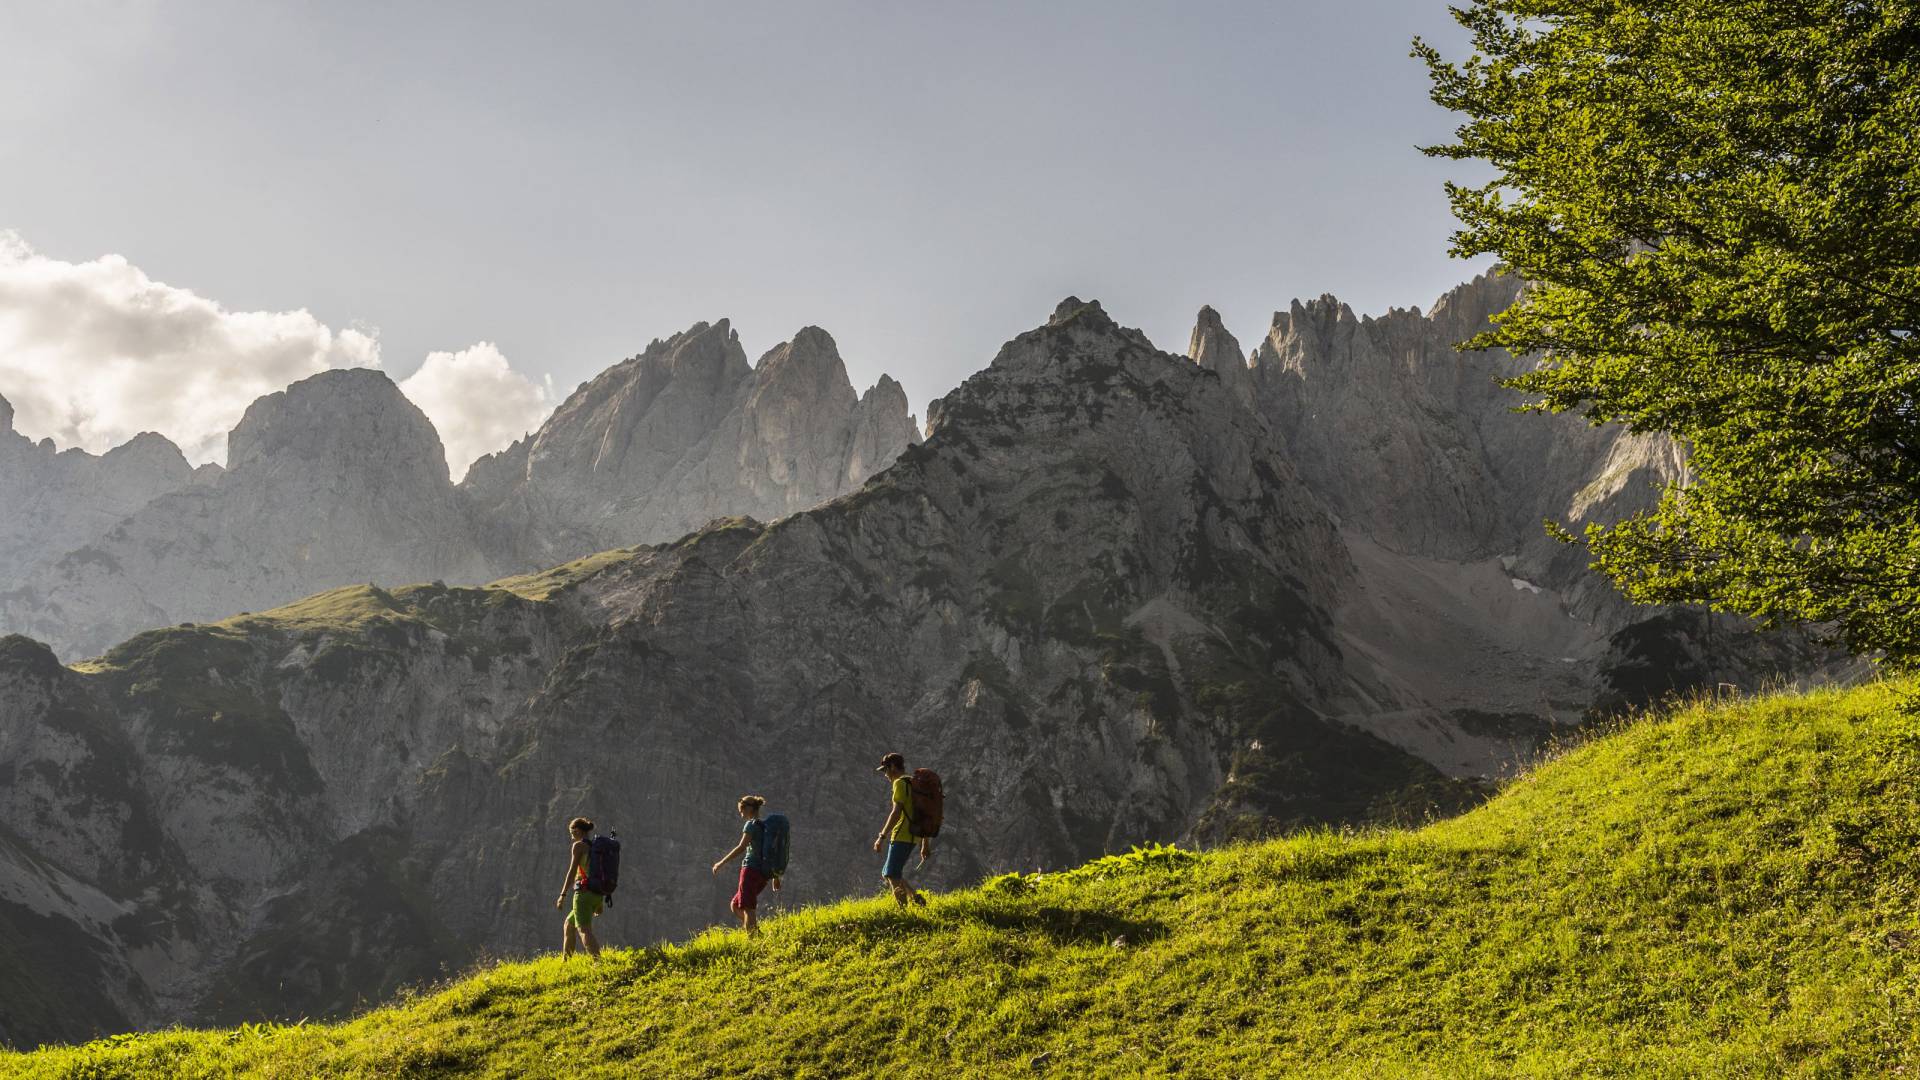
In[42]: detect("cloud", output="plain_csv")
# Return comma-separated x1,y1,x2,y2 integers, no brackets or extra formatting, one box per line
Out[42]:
0,231,381,464
398,342,553,481
0,232,555,477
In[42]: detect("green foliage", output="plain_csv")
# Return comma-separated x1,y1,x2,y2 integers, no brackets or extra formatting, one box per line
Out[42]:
1049,843,1199,885
981,844,1198,899
1416,2,1920,663
11,682,1920,1076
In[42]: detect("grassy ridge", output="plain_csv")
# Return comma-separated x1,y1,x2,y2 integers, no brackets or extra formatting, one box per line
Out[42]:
10,683,1920,1078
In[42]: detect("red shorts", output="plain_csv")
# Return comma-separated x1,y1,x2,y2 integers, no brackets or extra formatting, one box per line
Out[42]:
733,866,770,911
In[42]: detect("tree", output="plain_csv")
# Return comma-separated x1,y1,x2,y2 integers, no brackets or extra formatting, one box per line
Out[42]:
1416,2,1920,663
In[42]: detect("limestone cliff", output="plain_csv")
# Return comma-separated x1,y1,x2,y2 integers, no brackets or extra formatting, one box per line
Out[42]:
0,394,202,595
0,371,495,660
3,321,919,661
0,285,1851,1048
0,299,1473,1045
1193,274,1841,776
460,322,920,567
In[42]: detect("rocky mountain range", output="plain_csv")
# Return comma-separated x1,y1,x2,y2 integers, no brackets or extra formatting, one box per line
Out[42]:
0,278,1848,1047
0,397,212,595
0,325,920,660
460,320,919,567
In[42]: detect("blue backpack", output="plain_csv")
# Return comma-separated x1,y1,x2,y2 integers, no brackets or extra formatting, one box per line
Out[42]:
584,832,621,902
760,813,790,878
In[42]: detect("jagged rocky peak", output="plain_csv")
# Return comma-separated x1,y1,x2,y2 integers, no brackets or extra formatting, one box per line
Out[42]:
0,365,490,659
932,296,1273,471
750,325,856,406
227,367,452,485
459,316,920,565
840,374,920,485
861,372,921,437
105,430,192,470
1428,271,1526,335
650,317,752,386
1040,295,1155,343
1188,305,1256,405
847,372,924,472
977,297,1159,385
1188,304,1237,358
1049,295,1103,325
1255,294,1362,376
861,372,910,413
733,325,877,502
584,318,748,401
522,317,752,480
0,396,200,600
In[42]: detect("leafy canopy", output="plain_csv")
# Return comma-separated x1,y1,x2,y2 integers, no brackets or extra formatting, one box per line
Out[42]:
1416,2,1920,663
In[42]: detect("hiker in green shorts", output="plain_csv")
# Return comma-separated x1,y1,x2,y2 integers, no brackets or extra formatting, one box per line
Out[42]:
872,752,931,907
555,816,602,960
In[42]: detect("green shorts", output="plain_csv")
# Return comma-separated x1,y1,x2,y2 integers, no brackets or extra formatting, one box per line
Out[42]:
566,888,604,930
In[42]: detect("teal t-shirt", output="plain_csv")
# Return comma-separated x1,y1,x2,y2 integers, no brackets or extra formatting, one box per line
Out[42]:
742,818,771,873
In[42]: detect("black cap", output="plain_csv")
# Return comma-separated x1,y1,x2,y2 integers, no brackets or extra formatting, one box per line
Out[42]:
875,752,905,773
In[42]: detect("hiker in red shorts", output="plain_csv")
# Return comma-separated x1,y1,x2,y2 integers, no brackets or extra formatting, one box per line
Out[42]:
711,794,779,935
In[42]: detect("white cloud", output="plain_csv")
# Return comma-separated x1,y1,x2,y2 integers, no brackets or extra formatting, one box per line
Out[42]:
398,342,553,481
0,231,380,464
0,232,555,477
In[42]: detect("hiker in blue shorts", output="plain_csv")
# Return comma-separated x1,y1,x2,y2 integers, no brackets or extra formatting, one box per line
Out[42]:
872,752,930,907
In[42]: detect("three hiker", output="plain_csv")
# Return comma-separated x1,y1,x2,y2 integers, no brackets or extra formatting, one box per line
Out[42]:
872,751,932,908
710,794,782,935
558,751,943,949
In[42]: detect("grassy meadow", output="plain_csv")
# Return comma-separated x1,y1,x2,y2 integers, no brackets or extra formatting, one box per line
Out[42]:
9,681,1920,1078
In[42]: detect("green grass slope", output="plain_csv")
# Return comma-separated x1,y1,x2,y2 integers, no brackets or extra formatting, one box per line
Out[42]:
9,683,1919,1078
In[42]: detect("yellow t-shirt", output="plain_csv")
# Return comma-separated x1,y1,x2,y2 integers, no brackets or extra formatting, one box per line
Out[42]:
891,776,916,843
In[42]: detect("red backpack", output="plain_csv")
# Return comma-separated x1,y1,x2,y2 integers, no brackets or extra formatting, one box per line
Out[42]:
908,768,945,838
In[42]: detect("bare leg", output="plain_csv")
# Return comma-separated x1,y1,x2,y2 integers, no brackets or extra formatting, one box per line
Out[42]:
732,899,759,935
887,876,922,907
562,921,579,959
580,925,601,960
901,875,927,906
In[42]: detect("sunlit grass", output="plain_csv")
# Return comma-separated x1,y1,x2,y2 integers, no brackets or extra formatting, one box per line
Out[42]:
488,547,643,601
11,682,1920,1078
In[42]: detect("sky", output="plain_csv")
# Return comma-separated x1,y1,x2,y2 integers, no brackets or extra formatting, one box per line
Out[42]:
0,1,1492,477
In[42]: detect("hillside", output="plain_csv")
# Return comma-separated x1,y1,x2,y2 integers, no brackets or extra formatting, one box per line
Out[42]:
11,681,1916,1077
0,293,1848,1046
0,296,1427,1044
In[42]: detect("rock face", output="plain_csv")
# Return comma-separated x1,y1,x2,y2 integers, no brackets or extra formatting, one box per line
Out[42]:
0,370,495,659
1249,274,1683,607
460,321,921,567
1,326,920,661
0,298,1485,1046
1199,273,1844,775
0,285,1849,1047
1187,305,1255,408
0,394,202,595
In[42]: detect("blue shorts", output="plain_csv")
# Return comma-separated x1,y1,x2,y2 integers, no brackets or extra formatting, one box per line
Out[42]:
881,840,916,879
